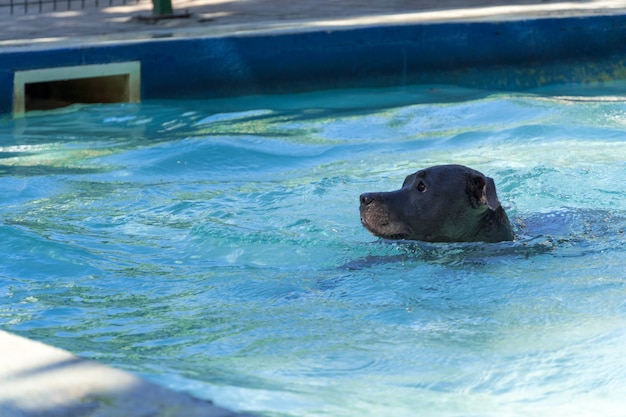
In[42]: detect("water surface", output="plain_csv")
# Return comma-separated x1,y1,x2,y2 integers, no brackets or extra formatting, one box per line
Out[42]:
1,83,626,416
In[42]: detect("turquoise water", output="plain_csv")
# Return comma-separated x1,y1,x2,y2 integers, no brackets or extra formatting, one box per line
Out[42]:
2,84,626,416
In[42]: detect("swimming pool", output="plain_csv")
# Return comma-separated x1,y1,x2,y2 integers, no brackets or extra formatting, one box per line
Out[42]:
1,82,626,416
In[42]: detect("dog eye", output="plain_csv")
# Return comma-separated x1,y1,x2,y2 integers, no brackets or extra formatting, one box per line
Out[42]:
416,181,426,192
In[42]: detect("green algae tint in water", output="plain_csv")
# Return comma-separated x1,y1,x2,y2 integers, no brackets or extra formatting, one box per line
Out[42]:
1,84,626,417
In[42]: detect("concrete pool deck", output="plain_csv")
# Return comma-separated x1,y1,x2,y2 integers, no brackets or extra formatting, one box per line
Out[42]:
4,0,626,114
0,330,255,417
3,0,626,45
3,0,626,416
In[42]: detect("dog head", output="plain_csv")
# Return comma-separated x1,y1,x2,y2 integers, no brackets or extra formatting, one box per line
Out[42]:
359,164,513,243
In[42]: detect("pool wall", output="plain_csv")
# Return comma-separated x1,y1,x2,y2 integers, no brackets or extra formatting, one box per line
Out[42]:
2,14,626,113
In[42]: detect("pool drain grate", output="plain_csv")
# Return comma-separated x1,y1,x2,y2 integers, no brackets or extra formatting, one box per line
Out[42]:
13,61,140,115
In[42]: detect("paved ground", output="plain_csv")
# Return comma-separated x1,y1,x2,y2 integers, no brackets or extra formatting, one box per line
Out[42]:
3,0,626,44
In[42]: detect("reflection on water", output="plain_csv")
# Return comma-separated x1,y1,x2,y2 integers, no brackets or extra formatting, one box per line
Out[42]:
1,84,626,416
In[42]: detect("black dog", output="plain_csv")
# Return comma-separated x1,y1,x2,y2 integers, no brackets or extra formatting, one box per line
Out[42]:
359,164,514,243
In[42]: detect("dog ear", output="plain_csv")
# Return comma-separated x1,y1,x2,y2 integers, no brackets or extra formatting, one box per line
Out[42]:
467,174,501,210
483,176,502,210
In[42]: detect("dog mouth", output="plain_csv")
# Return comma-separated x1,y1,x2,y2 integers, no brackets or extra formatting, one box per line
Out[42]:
385,233,410,240
377,230,411,240
360,216,411,240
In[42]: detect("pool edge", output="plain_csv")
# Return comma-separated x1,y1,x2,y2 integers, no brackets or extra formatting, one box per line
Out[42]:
3,12,626,115
3,3,626,49
0,329,255,417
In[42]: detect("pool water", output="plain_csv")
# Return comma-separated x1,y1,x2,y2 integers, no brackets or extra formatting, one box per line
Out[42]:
2,83,626,416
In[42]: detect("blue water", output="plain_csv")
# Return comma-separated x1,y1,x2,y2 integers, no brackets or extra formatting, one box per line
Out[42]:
2,84,626,416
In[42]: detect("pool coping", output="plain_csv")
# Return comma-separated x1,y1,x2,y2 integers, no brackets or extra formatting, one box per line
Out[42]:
4,12,626,115
3,0,626,48
0,330,256,416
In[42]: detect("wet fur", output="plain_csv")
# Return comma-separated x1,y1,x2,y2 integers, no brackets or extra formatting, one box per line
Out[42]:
359,165,514,243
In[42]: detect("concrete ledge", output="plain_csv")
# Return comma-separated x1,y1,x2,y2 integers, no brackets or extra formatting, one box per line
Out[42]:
2,0,626,44
0,330,253,417
2,13,626,114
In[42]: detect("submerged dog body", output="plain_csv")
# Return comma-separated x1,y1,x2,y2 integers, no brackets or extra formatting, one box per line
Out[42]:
359,164,514,243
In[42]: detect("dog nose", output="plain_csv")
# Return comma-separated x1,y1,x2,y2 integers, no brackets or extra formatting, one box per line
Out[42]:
360,193,375,206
